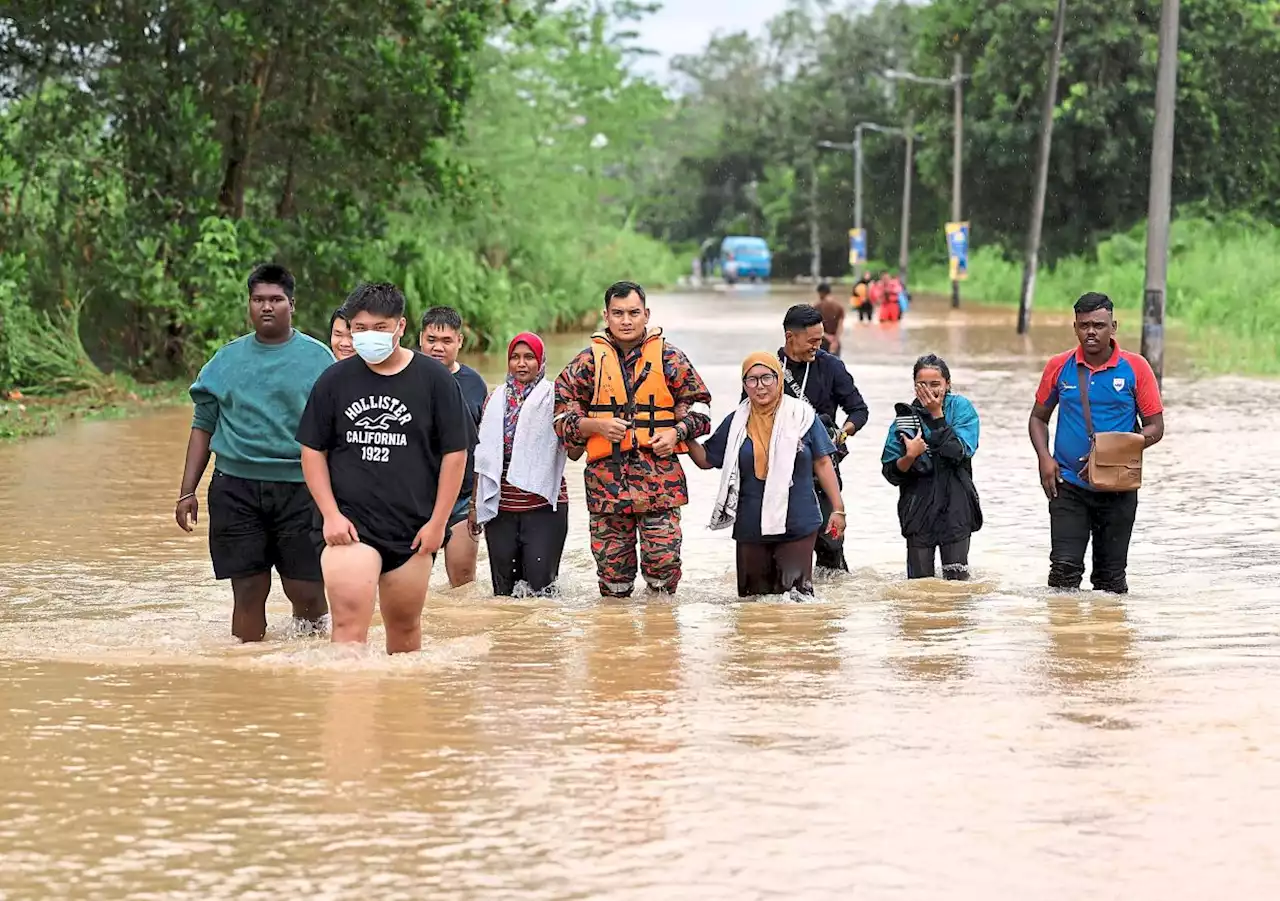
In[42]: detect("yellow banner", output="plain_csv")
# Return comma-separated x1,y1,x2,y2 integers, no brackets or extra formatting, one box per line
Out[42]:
945,221,970,282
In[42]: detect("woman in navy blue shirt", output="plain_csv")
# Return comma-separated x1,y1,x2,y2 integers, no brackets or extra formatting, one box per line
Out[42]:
687,352,847,599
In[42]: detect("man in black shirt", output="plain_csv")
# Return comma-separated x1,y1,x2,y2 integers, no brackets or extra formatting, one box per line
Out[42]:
297,283,470,654
779,304,870,571
419,305,488,588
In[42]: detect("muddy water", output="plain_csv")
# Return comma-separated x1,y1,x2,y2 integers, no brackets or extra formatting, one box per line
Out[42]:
1,291,1278,900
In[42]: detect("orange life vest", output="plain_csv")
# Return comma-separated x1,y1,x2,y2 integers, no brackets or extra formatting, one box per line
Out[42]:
586,330,688,463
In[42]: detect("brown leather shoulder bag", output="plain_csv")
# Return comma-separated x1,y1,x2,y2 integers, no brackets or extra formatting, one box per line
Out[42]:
1076,363,1145,492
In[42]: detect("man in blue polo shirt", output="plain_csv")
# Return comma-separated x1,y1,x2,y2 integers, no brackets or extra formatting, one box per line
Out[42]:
1028,292,1165,593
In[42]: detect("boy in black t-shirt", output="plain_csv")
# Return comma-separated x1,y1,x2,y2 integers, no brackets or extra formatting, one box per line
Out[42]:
296,283,470,653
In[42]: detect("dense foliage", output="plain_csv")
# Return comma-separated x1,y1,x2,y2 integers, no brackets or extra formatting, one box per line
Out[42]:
640,0,1280,278
0,1,681,393
4,0,1279,396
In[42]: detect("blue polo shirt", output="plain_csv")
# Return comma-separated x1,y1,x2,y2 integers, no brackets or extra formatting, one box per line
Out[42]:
1035,342,1163,490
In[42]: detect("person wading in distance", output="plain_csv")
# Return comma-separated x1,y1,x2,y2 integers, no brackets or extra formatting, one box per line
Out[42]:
814,282,846,356
1029,292,1164,594
296,283,469,653
554,280,712,598
419,305,489,588
177,263,334,641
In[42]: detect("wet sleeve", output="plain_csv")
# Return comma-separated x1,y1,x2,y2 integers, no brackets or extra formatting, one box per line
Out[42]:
830,359,869,431
188,357,220,434
923,413,966,462
947,396,980,457
702,415,732,469
807,419,837,459
1128,353,1165,418
294,374,335,452
553,350,594,446
666,345,713,439
1035,356,1065,406
880,422,906,465
433,367,471,456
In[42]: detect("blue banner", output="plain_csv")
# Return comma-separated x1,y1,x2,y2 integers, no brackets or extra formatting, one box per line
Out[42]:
946,221,969,281
848,228,866,268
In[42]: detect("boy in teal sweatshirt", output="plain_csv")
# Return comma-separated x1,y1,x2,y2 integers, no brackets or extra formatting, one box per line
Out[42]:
175,264,335,641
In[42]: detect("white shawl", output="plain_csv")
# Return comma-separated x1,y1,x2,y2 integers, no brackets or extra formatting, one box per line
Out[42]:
708,394,815,537
474,380,567,525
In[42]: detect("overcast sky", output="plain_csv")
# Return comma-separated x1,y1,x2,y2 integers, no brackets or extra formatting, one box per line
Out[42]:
631,0,791,77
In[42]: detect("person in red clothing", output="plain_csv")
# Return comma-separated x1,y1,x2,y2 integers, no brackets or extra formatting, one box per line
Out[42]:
880,271,903,322
471,333,571,597
867,275,886,318
1028,292,1165,593
554,281,712,598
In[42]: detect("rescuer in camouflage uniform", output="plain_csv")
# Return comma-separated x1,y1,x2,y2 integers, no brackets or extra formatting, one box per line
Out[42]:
554,281,712,597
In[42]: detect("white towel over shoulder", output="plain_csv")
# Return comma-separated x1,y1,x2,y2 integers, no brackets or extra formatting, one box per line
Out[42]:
474,381,567,525
708,394,815,537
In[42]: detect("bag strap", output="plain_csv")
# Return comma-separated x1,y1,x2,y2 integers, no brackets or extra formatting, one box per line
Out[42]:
1076,362,1095,440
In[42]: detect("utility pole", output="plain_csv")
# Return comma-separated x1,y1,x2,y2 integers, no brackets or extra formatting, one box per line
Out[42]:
817,122,916,282
809,158,821,281
951,52,964,308
898,112,915,291
1142,0,1180,385
854,124,864,279
1017,0,1068,335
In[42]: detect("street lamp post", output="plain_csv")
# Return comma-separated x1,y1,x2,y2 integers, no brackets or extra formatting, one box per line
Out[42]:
818,120,917,282
899,112,915,292
1142,0,1180,385
1017,0,1069,335
883,61,968,307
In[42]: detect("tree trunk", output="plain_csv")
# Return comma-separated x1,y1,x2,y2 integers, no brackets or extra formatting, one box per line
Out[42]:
218,54,276,219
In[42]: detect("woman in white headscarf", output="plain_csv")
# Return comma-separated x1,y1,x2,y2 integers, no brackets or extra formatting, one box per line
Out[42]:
686,351,847,599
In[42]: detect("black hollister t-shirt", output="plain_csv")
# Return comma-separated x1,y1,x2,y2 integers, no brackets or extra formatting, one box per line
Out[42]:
296,351,470,553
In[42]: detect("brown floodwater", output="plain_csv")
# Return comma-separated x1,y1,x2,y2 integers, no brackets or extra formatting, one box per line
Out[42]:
1,290,1278,900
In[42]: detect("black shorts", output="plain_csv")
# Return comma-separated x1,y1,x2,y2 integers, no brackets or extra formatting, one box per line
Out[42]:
310,515,441,575
208,471,323,582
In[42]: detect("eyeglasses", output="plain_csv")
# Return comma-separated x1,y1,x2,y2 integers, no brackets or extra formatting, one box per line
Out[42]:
742,372,778,389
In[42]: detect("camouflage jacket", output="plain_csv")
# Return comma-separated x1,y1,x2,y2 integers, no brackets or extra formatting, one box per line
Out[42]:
554,334,712,515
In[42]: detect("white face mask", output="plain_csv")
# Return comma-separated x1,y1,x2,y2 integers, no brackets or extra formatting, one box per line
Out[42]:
352,330,399,364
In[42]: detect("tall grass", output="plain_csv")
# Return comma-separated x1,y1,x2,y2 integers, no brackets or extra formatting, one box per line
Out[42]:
911,216,1280,374
359,207,683,351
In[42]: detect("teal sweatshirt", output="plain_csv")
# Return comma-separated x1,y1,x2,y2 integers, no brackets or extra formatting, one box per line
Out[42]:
190,329,335,482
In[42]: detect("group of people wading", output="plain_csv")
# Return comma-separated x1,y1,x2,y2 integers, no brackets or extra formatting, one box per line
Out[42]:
177,265,1165,654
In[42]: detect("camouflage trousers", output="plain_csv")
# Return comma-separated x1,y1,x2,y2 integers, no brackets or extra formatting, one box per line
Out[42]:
589,509,682,598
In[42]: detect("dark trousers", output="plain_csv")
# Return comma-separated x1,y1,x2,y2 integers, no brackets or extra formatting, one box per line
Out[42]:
1048,482,1138,594
814,468,847,571
484,505,569,596
736,532,818,599
857,302,874,321
907,538,971,580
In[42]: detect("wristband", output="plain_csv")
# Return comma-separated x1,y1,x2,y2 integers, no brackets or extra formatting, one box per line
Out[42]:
177,492,196,503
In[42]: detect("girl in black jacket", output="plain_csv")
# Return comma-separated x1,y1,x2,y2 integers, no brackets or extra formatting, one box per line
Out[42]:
880,354,982,580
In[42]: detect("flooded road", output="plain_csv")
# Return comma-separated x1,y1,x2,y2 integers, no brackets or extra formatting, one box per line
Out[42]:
1,290,1278,899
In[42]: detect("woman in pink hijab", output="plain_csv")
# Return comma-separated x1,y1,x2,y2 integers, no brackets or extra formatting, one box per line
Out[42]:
471,333,571,596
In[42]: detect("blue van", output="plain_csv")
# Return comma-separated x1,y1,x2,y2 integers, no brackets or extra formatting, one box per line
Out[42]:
719,236,772,282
